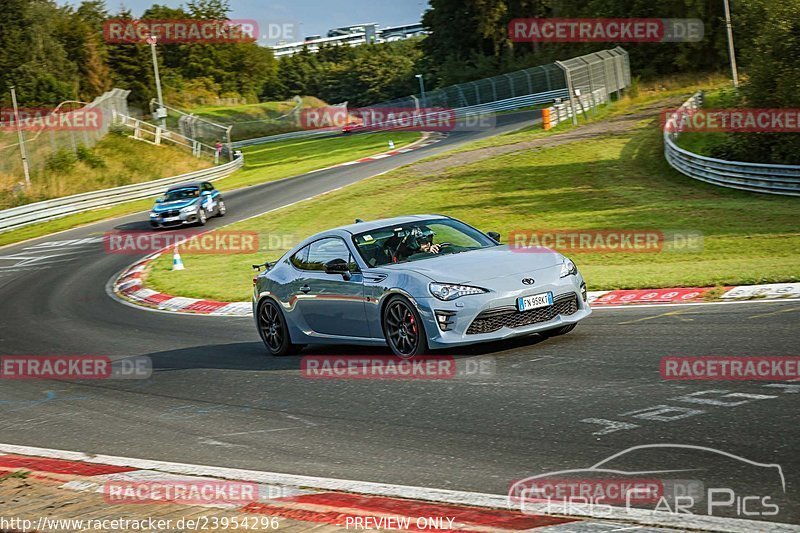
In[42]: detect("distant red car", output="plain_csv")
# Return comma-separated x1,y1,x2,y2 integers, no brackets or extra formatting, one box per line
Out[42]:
342,121,361,134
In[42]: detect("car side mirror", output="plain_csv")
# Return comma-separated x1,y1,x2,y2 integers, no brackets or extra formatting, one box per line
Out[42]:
325,258,351,280
487,231,501,243
155,197,163,203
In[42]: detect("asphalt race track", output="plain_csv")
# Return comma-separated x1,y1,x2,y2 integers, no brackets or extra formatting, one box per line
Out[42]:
0,112,798,526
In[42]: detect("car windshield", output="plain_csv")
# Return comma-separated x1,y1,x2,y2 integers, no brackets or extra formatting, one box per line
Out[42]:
163,187,200,202
352,218,496,267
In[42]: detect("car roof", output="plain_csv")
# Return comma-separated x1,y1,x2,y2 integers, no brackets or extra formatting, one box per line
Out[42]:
166,182,204,191
335,214,449,234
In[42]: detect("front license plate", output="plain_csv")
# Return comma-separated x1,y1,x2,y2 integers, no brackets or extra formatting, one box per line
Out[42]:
517,292,553,312
163,216,179,222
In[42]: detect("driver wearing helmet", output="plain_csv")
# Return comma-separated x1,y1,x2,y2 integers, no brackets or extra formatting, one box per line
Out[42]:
388,226,442,263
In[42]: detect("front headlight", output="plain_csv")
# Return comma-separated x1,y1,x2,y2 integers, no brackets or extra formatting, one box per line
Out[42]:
429,282,488,301
149,212,158,217
180,204,196,214
560,257,578,278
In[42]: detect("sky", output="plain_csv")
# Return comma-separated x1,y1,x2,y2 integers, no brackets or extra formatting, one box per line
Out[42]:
56,0,430,43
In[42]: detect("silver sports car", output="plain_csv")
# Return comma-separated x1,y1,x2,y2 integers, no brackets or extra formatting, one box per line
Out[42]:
252,215,591,357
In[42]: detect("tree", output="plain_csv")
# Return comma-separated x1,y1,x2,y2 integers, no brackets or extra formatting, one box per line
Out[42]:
712,0,800,164
106,9,156,110
55,5,112,100
5,0,79,105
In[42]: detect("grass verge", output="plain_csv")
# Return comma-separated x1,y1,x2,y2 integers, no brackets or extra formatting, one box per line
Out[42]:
218,131,420,192
146,89,799,302
0,131,421,248
0,131,210,210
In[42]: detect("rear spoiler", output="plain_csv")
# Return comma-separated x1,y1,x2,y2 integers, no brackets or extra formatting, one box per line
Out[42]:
252,261,274,272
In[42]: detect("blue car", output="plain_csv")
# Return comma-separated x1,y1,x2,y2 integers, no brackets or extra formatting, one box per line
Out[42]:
149,181,226,229
252,215,591,357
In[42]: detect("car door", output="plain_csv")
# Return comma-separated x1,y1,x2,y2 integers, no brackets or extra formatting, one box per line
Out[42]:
200,182,217,213
293,237,370,338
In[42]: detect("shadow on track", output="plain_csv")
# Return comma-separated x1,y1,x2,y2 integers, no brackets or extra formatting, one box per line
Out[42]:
140,332,554,374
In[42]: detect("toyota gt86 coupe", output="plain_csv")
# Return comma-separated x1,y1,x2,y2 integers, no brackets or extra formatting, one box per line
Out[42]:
253,215,591,357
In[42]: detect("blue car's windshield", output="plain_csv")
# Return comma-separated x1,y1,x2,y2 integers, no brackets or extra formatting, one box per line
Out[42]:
163,187,200,202
352,218,496,267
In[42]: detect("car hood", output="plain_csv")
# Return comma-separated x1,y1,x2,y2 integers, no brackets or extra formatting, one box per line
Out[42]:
152,198,198,212
382,245,563,284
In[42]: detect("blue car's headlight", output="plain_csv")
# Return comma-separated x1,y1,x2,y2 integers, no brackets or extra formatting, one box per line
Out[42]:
560,257,578,278
149,212,158,217
180,204,196,213
429,283,488,301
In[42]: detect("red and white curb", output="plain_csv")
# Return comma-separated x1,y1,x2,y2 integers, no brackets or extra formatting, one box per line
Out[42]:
305,132,446,174
2,443,798,532
588,283,800,307
112,252,251,316
113,255,800,318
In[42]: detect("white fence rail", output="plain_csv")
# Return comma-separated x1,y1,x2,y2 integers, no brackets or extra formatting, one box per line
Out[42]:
0,155,244,234
664,92,800,196
116,114,222,160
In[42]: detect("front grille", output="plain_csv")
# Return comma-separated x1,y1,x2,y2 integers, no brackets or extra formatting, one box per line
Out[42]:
163,210,180,217
466,293,579,335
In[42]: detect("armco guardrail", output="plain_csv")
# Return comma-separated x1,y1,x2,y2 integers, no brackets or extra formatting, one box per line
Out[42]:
232,128,339,148
0,155,244,234
664,92,800,197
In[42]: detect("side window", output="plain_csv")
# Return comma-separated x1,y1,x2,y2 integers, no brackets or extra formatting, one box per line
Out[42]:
290,245,309,269
202,182,214,192
306,238,354,271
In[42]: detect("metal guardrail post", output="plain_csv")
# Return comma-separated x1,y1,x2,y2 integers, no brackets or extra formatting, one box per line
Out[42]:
555,61,578,126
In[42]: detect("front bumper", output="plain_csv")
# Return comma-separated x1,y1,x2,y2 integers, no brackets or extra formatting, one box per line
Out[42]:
415,278,591,349
149,209,199,228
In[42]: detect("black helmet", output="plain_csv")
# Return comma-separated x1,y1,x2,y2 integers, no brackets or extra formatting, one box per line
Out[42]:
404,225,435,252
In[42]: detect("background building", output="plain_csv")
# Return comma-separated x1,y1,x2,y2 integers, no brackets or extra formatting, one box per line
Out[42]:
271,22,425,58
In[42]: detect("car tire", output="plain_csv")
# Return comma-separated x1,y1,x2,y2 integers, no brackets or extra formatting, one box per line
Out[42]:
382,296,429,358
217,200,226,217
540,323,576,337
197,209,207,226
257,299,302,356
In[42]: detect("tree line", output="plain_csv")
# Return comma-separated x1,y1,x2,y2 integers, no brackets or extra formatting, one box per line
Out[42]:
1,0,796,161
